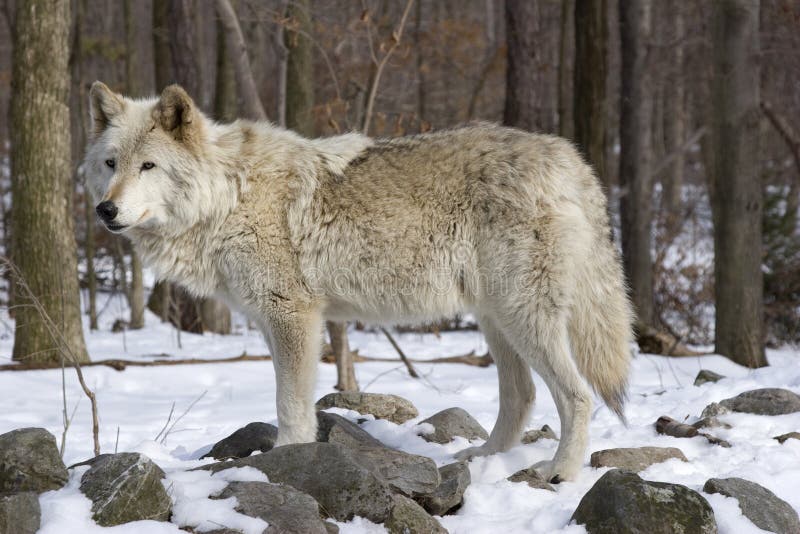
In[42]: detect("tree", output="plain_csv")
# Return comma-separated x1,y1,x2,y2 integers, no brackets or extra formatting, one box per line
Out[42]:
574,0,608,186
710,0,766,367
619,0,655,328
10,0,89,364
660,0,685,220
284,0,315,136
504,0,538,131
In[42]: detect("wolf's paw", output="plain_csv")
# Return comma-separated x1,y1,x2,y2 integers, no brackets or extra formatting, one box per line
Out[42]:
454,444,497,462
532,459,579,484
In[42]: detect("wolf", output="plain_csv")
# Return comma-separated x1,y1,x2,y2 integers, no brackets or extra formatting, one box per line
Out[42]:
84,82,633,482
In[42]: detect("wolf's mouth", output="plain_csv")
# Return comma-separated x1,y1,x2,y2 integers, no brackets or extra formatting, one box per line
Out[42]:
105,223,128,233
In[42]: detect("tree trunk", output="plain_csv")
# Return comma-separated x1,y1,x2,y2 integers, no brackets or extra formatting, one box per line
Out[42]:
711,0,766,367
214,4,238,122
661,0,685,220
152,0,173,90
558,0,574,139
129,247,145,329
619,0,655,328
166,0,201,97
10,0,89,364
504,0,538,131
574,0,608,186
328,321,358,391
284,0,314,136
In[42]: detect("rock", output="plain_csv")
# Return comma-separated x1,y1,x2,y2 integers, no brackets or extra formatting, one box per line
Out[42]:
324,522,340,534
217,481,329,534
701,402,730,419
692,417,732,430
79,453,171,526
717,388,800,416
418,462,471,515
202,422,278,460
774,431,800,444
507,467,555,491
317,412,440,497
590,447,688,472
571,469,717,534
521,425,558,444
0,492,40,534
316,392,418,424
694,370,725,386
419,408,489,444
385,495,447,534
0,428,68,494
703,477,800,534
201,443,395,523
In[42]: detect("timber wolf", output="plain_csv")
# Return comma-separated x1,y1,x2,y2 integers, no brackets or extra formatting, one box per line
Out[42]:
84,82,633,482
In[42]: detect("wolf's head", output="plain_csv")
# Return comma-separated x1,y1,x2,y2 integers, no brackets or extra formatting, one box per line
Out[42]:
84,82,224,235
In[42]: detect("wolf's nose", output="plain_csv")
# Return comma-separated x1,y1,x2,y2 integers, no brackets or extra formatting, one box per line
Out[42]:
96,201,118,222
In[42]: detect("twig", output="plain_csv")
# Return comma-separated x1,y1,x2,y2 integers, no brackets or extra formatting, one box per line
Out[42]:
1,256,101,456
361,0,414,135
114,426,120,454
159,390,208,445
380,327,419,378
154,401,176,443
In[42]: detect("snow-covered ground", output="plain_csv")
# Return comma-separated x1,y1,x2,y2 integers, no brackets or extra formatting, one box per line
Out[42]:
1,296,799,533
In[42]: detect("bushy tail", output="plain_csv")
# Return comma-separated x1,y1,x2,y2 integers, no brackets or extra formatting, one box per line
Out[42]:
568,238,634,421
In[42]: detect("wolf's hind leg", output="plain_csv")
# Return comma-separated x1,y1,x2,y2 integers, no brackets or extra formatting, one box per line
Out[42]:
500,312,592,482
456,315,535,461
263,308,322,446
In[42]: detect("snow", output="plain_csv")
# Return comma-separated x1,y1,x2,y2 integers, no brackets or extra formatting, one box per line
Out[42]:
1,298,799,533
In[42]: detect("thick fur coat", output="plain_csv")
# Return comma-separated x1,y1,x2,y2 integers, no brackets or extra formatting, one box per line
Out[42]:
84,82,633,481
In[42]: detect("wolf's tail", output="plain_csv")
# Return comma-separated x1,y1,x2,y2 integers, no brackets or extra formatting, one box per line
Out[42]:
566,182,634,422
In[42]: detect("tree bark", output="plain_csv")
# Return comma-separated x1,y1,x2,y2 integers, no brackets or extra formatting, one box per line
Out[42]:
504,0,539,131
619,0,655,328
152,0,173,90
284,0,315,136
328,321,358,391
710,0,766,367
214,3,238,122
215,0,267,121
574,0,608,186
558,0,574,139
10,0,89,364
661,0,685,220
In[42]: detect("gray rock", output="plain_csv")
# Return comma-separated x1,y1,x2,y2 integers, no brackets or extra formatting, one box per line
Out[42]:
694,370,725,386
774,431,800,444
701,402,730,419
201,443,395,523
316,411,381,444
218,481,329,534
590,446,688,472
419,408,489,444
79,453,171,526
323,522,340,534
507,467,555,491
692,417,732,430
717,388,800,416
0,492,40,534
203,422,278,460
318,413,439,497
418,462,471,515
571,469,717,534
385,495,447,534
0,428,68,494
521,425,558,444
703,477,800,534
316,392,419,424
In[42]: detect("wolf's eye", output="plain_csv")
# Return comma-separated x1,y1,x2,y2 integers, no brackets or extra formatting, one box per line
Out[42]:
141,161,156,171
105,159,115,169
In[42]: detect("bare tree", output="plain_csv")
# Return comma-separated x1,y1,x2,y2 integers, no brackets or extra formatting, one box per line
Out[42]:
504,0,539,131
574,0,608,186
10,0,89,364
619,0,655,328
284,0,314,136
711,0,766,367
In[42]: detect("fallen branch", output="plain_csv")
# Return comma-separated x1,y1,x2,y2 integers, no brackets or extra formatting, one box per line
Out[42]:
655,415,730,447
380,327,420,378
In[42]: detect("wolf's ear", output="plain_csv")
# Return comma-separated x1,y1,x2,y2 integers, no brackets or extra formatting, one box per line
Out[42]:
154,84,198,142
89,81,124,137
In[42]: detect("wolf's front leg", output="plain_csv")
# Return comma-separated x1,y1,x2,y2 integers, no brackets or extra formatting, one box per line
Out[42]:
264,308,323,446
